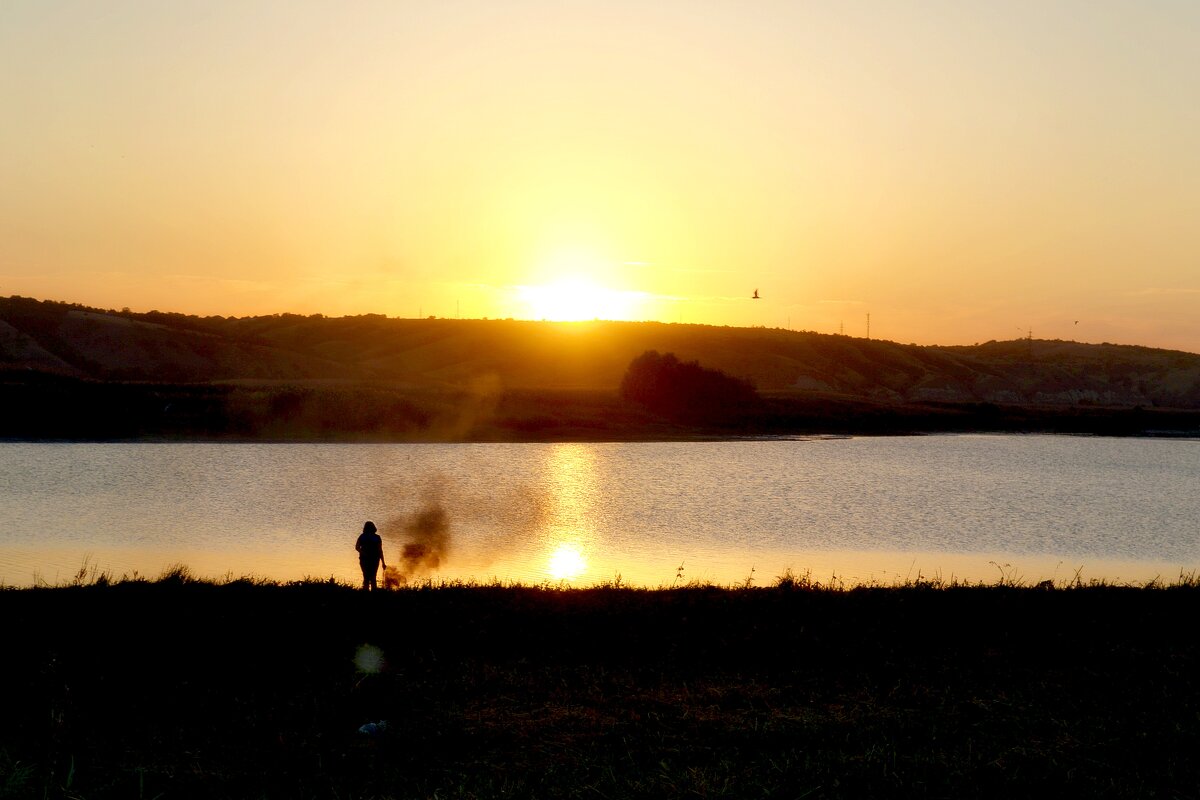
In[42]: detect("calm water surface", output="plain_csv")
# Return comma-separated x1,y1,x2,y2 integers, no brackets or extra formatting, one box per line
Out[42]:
2,435,1197,587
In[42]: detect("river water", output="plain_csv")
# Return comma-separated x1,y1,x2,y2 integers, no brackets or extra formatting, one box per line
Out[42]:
1,435,1196,587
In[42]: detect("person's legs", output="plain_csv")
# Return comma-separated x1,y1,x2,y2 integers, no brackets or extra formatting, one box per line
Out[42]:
360,559,377,590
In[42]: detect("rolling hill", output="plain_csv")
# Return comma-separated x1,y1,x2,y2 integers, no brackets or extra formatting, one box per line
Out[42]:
4,295,1199,410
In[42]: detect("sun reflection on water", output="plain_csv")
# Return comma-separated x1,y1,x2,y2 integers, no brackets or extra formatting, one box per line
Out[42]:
547,543,587,581
540,444,599,582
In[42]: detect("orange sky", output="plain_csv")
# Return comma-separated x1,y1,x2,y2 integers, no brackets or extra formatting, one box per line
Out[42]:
2,1,1198,351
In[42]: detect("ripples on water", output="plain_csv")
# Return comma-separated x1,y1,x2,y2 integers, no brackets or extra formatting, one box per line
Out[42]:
1,435,1196,587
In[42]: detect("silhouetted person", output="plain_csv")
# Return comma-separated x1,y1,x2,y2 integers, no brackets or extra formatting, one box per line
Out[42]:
356,520,387,590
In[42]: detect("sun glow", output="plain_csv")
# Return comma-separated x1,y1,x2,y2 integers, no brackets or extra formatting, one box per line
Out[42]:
516,277,643,322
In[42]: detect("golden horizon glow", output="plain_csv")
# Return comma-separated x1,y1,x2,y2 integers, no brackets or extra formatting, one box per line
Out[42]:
2,3,1198,352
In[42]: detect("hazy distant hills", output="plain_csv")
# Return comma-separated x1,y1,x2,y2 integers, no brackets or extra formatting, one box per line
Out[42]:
3,295,1200,409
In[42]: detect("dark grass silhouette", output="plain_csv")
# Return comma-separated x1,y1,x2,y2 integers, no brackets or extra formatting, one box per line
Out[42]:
2,570,1199,798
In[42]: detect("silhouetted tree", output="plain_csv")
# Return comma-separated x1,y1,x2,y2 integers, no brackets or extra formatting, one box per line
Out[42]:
620,350,759,424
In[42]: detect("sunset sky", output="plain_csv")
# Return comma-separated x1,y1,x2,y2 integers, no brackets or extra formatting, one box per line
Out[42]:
2,1,1197,351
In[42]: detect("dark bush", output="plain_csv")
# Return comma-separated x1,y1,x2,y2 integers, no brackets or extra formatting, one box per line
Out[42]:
619,350,759,424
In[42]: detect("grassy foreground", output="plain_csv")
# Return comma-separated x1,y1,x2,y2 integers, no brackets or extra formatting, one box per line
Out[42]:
3,574,1199,799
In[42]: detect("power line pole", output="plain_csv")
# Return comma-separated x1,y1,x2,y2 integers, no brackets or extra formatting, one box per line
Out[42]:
866,313,871,340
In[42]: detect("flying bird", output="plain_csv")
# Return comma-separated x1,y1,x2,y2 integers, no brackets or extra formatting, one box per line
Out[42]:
752,289,760,299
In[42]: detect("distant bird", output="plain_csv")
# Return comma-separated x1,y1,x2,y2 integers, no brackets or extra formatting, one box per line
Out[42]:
752,289,760,300
1074,320,1079,325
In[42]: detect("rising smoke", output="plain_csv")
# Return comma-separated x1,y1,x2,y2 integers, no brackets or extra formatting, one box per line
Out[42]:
381,500,451,587
371,470,553,586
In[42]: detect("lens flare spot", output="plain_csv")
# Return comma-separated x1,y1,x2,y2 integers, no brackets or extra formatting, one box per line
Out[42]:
354,644,386,674
547,543,587,581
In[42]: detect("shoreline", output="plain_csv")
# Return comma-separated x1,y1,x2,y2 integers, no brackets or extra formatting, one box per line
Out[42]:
3,427,1199,445
8,563,1200,592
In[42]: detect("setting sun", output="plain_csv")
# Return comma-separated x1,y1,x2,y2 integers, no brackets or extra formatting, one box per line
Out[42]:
517,278,643,322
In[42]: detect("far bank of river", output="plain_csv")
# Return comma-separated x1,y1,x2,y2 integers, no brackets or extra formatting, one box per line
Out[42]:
4,381,1200,442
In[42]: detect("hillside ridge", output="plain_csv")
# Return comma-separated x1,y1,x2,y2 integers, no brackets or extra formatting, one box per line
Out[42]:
3,295,1199,410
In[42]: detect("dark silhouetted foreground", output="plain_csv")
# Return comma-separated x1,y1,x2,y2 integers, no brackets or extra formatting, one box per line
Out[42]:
2,575,1199,798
